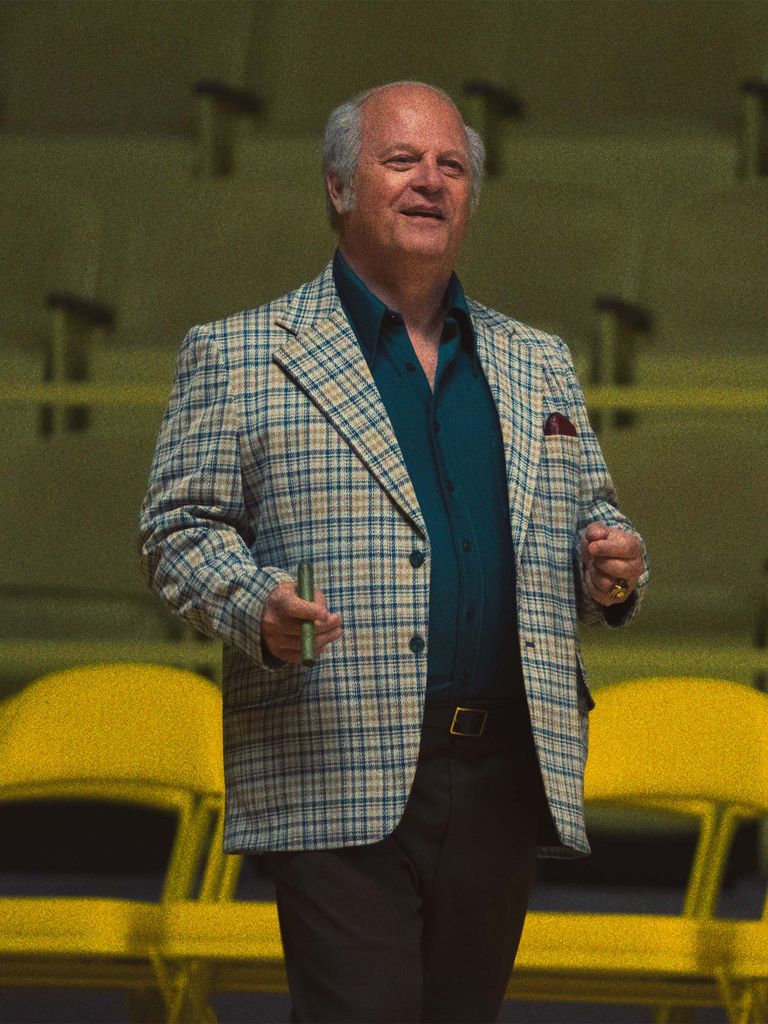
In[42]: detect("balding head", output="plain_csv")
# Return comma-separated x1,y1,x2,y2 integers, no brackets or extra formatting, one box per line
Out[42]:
322,81,485,229
324,80,479,280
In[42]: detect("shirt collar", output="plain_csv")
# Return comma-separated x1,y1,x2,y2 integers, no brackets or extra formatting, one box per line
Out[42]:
332,248,478,376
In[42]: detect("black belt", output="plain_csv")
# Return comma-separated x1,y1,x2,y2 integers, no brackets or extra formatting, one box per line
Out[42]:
421,700,530,738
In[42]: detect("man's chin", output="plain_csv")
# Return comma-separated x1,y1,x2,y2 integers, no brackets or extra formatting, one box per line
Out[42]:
393,234,454,262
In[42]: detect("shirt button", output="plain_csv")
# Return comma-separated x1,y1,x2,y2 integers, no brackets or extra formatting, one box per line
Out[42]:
405,361,417,373
434,420,441,432
466,606,475,622
409,635,425,654
462,540,472,553
446,480,455,493
409,551,425,568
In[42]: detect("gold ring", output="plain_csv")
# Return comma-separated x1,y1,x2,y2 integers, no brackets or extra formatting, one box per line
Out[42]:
609,577,630,602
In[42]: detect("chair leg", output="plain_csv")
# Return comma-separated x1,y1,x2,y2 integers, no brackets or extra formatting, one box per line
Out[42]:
751,981,768,1024
181,961,219,1024
716,969,756,1024
149,954,219,1024
149,950,189,1024
126,987,168,1024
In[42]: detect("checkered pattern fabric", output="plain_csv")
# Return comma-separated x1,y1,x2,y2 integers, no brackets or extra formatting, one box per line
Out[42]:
139,261,649,858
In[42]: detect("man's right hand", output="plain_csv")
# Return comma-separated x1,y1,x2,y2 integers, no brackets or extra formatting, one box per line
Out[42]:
261,581,343,664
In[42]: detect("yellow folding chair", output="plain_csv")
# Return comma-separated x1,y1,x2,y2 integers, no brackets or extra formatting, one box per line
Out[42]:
511,676,768,1022
144,675,768,1024
0,662,224,1018
149,872,285,1023
717,913,768,1024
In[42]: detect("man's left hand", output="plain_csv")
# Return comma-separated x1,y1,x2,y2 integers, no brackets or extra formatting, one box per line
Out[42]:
582,523,644,606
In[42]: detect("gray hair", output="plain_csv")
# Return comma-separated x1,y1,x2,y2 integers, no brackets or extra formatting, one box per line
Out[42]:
322,81,485,230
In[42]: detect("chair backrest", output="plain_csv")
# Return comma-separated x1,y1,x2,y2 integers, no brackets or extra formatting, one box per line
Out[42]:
637,185,768,373
0,0,255,135
0,177,102,350
95,180,334,355
0,662,222,798
0,663,224,900
457,178,638,360
585,676,768,916
598,419,768,638
585,677,768,812
1,434,161,592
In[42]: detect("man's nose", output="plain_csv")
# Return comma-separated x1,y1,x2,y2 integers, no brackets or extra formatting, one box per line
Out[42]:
412,157,442,193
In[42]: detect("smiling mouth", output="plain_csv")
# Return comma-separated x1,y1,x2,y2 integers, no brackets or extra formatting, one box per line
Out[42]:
401,209,444,220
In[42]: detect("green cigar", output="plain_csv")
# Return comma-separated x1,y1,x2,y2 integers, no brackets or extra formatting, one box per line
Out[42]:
297,561,316,667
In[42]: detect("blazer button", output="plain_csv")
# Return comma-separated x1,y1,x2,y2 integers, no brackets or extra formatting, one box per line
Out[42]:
409,635,425,654
409,551,425,568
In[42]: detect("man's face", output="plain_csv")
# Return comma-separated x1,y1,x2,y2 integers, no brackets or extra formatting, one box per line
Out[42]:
331,86,472,269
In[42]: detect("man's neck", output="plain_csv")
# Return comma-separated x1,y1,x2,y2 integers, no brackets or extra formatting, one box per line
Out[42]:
339,244,451,337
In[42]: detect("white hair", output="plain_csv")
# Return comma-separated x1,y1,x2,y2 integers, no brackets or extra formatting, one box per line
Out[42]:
322,81,485,230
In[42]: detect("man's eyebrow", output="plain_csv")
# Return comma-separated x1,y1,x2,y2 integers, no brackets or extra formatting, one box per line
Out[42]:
377,144,418,158
378,144,469,160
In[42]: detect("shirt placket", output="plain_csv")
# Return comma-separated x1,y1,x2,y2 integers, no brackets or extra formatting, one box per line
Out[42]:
431,323,483,703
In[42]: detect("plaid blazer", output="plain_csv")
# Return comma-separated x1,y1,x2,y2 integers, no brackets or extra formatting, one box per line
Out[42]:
139,260,649,858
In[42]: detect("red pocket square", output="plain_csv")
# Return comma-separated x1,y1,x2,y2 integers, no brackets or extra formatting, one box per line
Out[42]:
544,412,577,437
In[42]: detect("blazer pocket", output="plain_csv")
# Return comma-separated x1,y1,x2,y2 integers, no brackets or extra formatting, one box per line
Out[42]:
537,434,580,530
543,433,580,454
222,658,304,713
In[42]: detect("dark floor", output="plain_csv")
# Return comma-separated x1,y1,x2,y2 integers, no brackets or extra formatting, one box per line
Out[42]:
0,992,741,1024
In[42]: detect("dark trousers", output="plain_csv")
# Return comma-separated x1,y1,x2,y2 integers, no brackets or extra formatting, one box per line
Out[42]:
260,700,547,1024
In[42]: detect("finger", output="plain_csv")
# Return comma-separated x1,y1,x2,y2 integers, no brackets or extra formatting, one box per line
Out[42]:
586,571,621,606
589,565,616,592
588,530,641,559
273,624,343,661
267,612,342,640
277,591,332,623
592,556,641,581
585,573,612,606
588,541,641,562
585,523,610,544
314,618,343,642
295,586,330,612
316,625,344,652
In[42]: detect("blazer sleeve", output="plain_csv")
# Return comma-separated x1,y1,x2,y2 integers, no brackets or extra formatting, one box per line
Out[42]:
553,338,650,628
138,324,293,666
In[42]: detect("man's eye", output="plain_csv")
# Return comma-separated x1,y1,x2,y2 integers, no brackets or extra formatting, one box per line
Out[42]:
389,156,414,165
443,161,465,173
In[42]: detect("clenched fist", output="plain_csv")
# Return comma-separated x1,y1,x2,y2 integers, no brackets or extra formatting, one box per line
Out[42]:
582,523,644,607
261,581,343,664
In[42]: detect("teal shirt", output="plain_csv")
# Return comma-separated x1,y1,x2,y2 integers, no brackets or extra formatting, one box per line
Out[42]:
333,250,525,705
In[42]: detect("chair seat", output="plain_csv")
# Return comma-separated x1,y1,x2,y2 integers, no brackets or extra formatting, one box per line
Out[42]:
508,912,741,1008
163,900,283,962
1,896,163,958
73,900,763,1016
723,921,768,980
516,912,729,976
157,901,286,993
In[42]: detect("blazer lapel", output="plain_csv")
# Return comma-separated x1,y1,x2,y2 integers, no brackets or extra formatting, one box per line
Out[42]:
473,313,543,560
273,307,427,539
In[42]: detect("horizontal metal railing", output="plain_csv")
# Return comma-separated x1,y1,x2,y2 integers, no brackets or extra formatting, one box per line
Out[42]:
1,382,768,411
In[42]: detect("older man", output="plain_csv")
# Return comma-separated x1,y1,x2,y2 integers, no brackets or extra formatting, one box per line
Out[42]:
139,81,648,1023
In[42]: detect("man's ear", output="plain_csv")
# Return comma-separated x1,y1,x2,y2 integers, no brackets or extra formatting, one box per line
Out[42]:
326,172,347,216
